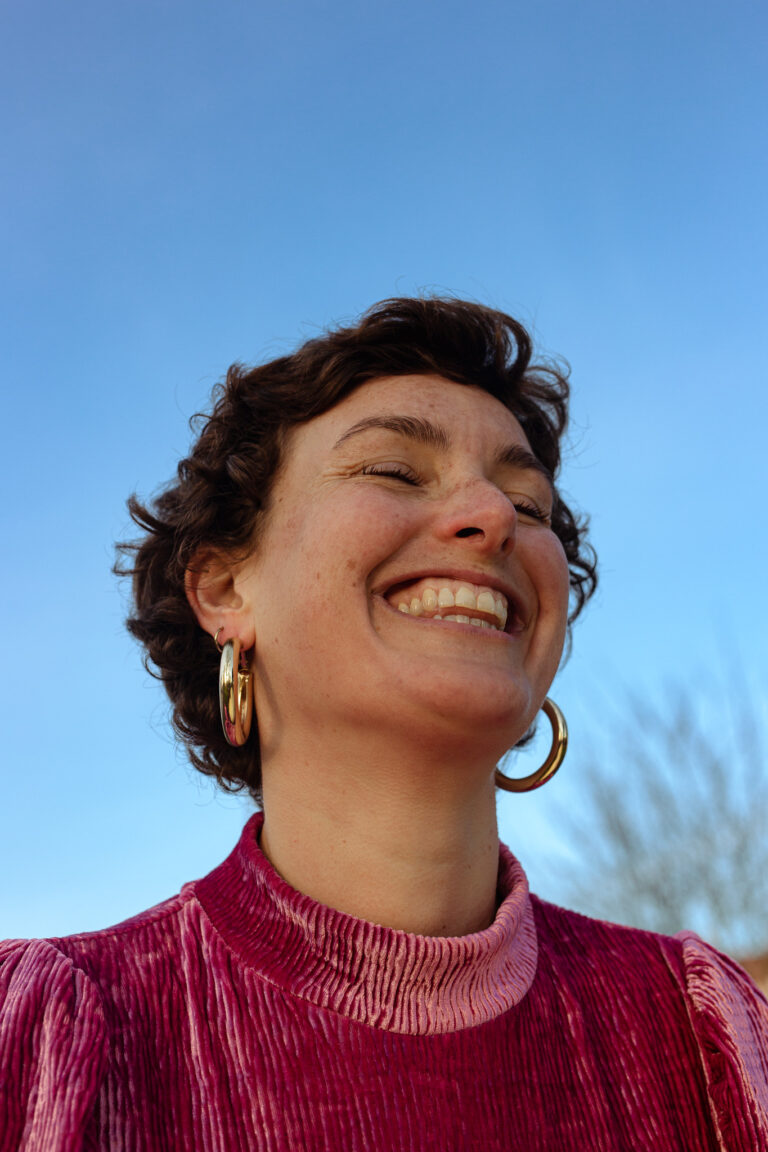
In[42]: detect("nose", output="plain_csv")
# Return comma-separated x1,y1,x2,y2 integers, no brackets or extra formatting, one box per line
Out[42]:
435,479,518,556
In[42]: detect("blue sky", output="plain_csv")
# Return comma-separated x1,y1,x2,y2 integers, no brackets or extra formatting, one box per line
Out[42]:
2,0,766,938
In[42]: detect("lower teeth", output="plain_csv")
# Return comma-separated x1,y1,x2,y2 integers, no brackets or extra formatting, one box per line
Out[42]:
396,604,500,630
438,615,497,630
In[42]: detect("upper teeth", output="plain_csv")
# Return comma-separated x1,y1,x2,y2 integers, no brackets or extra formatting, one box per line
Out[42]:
390,581,508,631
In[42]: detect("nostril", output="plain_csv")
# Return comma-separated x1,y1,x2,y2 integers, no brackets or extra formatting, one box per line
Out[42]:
455,526,483,538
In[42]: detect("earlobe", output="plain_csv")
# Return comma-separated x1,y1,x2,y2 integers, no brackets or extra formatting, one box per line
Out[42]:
185,550,253,645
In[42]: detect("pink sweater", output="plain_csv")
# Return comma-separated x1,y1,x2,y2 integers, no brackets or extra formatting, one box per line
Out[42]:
2,814,767,1150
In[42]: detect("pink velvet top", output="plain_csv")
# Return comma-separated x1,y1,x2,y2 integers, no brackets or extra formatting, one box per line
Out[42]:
2,813,767,1150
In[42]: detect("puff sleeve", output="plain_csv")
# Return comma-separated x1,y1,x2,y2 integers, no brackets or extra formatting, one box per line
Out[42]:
679,931,768,1151
0,939,106,1152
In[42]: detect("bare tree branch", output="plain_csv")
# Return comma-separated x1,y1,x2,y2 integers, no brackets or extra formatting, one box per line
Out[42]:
548,678,768,957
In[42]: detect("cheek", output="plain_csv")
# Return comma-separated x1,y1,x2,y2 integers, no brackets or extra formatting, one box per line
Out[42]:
311,489,416,574
553,541,572,612
530,533,570,607
520,539,570,694
262,500,398,620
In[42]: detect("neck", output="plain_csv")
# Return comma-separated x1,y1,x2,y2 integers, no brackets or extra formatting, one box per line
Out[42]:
259,731,501,937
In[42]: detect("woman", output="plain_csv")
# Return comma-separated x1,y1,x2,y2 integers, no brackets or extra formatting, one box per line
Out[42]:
1,298,766,1150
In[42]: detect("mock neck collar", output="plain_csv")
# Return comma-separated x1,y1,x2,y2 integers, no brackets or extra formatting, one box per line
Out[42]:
194,812,538,1036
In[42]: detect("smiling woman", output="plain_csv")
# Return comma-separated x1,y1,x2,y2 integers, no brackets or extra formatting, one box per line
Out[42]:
1,299,766,1150
118,298,595,807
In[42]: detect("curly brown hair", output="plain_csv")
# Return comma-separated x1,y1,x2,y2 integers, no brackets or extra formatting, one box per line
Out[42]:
117,297,597,801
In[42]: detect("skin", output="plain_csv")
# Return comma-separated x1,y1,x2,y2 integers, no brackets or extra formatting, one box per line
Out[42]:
187,375,570,936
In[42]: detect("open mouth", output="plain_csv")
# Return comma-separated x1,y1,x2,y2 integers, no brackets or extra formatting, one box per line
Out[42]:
383,576,522,634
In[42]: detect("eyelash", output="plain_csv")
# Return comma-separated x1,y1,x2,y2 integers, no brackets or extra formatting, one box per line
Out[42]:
359,465,551,524
359,464,420,484
512,500,551,525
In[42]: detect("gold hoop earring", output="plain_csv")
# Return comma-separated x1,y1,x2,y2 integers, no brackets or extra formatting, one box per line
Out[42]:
219,638,253,747
495,697,568,793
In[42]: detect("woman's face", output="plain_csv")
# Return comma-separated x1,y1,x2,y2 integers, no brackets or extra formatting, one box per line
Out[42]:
235,375,570,761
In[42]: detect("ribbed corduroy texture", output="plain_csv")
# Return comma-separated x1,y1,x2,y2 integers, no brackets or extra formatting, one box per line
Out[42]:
2,813,767,1150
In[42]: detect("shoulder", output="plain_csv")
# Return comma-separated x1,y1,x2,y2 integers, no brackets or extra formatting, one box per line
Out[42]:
676,927,768,1025
0,886,200,1150
676,930,768,1148
0,934,106,1022
47,885,198,976
530,897,768,1146
0,938,108,1150
528,896,698,1039
530,893,689,983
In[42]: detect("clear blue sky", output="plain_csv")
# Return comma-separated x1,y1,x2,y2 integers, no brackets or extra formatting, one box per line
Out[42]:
2,0,766,937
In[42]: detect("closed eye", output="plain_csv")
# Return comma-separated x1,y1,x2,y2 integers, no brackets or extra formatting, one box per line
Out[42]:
359,464,421,485
512,499,552,525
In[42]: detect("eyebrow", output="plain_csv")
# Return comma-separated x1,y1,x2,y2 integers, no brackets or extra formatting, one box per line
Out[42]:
332,414,554,490
495,443,554,491
333,415,450,452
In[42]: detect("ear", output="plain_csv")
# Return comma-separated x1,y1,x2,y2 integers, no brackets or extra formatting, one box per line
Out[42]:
185,549,256,649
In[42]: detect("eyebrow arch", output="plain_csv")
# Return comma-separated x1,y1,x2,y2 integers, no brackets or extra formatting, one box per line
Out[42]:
333,415,450,452
332,414,554,490
495,443,555,491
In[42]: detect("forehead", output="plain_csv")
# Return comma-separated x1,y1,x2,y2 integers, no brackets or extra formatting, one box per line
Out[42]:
302,373,534,454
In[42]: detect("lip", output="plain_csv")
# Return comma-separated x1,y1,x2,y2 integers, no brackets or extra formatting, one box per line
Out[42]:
373,567,530,634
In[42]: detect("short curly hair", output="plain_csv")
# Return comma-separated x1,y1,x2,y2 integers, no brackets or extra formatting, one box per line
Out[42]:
117,297,597,801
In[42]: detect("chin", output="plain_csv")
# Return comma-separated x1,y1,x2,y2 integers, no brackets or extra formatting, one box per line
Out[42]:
393,671,539,750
